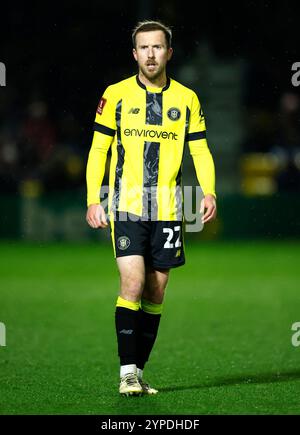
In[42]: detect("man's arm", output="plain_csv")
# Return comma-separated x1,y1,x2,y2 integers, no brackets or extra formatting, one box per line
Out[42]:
189,138,217,223
86,131,112,228
86,86,116,228
187,92,217,223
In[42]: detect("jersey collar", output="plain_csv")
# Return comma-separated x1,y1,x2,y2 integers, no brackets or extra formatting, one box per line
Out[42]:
136,75,171,92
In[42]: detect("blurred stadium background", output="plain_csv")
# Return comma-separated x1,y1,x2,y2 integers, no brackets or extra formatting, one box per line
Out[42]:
1,0,300,242
1,1,300,415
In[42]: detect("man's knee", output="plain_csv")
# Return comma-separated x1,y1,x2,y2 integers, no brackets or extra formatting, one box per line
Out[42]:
120,276,145,301
142,278,168,304
117,255,145,301
143,268,169,300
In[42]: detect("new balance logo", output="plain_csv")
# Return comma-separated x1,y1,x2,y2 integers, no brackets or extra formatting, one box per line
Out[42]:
119,329,133,335
128,107,140,114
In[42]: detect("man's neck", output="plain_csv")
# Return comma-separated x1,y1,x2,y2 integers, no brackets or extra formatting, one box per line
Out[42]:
138,71,167,89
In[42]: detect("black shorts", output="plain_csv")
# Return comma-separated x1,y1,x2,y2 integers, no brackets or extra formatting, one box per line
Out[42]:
111,211,185,270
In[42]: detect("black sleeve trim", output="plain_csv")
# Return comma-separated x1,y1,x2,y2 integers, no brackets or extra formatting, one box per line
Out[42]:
94,122,116,137
186,131,206,141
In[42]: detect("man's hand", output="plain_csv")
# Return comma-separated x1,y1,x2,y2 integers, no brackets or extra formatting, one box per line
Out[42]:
86,204,108,229
200,194,217,224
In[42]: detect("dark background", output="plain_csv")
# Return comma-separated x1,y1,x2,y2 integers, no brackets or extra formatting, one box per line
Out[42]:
0,0,299,239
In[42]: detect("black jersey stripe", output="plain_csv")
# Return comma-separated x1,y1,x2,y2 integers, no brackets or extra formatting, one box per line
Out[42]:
146,92,163,126
143,85,163,218
93,122,116,136
112,100,125,212
186,130,206,141
185,106,191,136
142,141,160,220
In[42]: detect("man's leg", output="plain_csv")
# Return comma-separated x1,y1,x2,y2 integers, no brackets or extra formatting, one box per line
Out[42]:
136,266,169,393
115,255,145,395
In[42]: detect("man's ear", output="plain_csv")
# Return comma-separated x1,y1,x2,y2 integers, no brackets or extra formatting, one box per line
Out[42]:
132,48,137,61
167,47,173,61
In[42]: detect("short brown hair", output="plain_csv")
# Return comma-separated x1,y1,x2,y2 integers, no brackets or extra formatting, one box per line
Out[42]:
132,20,172,49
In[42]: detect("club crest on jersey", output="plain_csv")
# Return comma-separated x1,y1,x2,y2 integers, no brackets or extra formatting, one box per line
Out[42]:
97,97,107,115
117,236,131,250
167,107,181,121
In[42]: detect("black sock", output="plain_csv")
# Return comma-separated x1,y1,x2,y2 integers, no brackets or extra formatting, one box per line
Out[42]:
115,306,139,366
136,309,161,370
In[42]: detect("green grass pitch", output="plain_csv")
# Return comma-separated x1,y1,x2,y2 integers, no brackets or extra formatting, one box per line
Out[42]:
0,240,300,415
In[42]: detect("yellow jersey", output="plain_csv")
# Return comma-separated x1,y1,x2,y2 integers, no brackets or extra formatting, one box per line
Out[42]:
86,74,215,220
